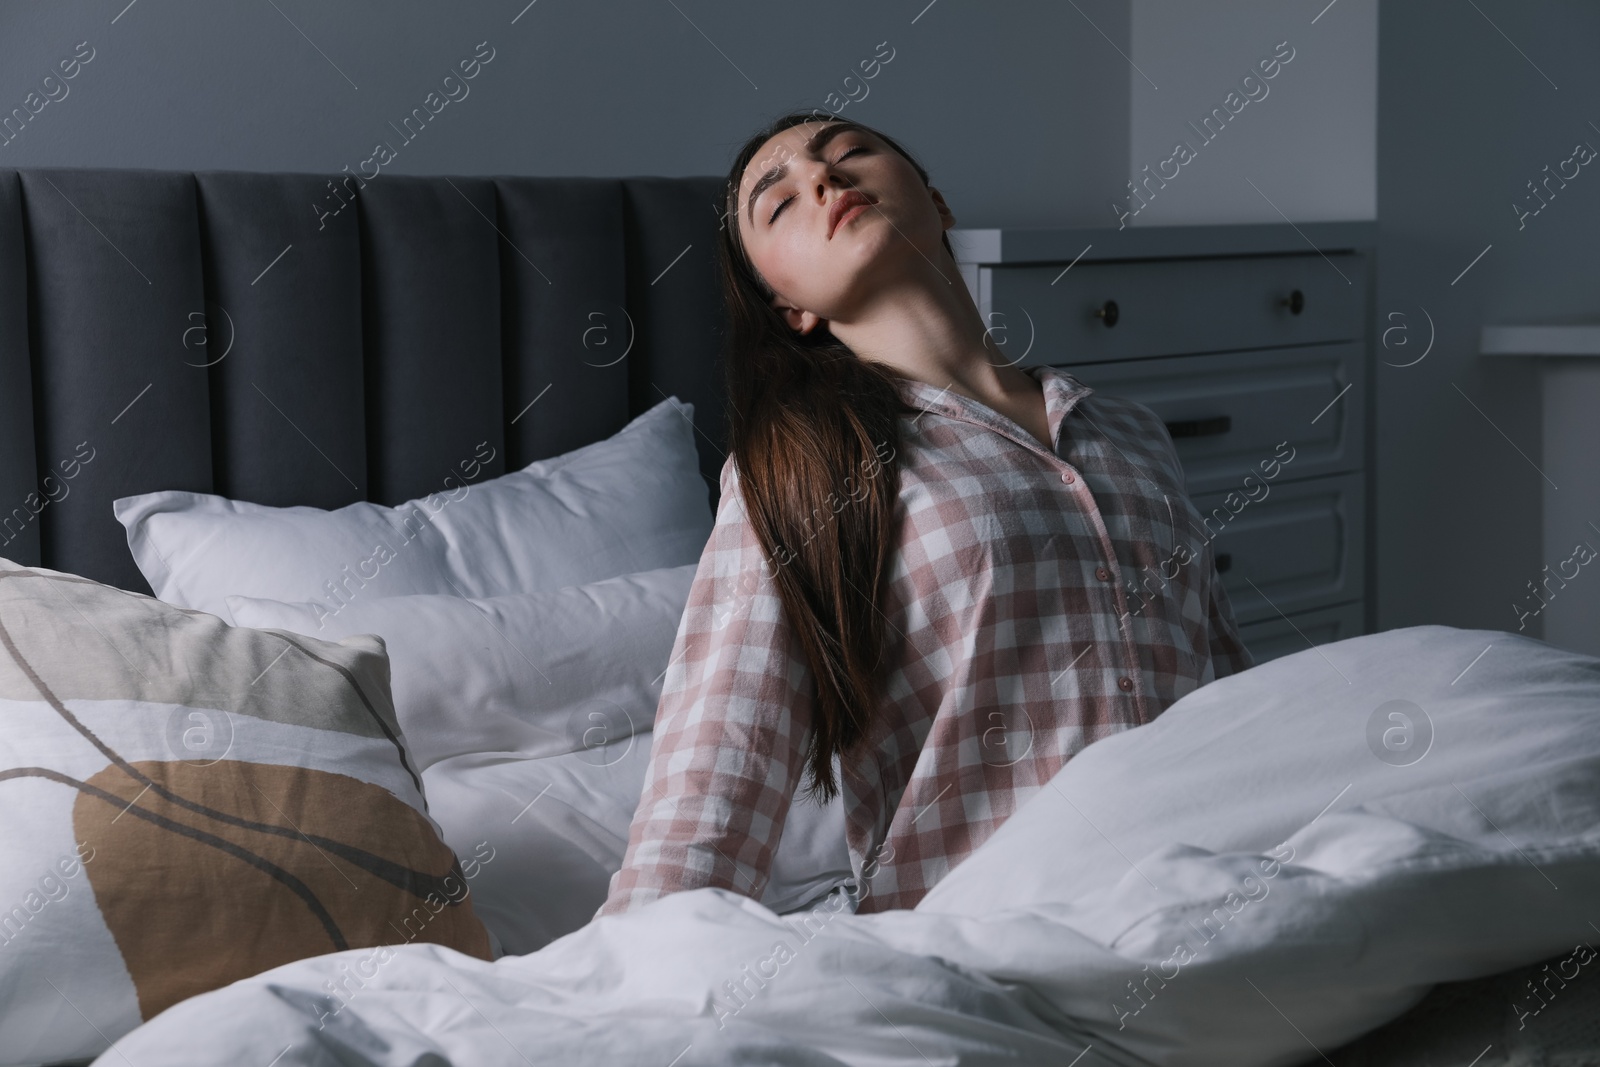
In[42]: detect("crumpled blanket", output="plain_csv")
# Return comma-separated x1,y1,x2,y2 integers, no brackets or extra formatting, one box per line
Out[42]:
95,626,1600,1067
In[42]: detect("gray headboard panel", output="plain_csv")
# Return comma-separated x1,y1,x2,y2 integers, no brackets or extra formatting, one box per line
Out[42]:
0,168,730,594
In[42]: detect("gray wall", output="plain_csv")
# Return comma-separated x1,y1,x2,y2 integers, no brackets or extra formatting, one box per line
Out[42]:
9,0,1595,648
0,0,1128,228
1126,0,1376,226
1375,0,1600,643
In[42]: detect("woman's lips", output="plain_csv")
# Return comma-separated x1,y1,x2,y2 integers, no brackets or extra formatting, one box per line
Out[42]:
829,199,872,238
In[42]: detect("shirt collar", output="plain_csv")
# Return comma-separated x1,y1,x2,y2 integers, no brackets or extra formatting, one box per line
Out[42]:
893,365,1093,455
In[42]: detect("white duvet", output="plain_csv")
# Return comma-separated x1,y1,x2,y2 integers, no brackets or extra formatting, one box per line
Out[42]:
95,626,1600,1067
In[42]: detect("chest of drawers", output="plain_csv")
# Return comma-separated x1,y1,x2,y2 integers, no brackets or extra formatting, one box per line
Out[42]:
951,223,1376,665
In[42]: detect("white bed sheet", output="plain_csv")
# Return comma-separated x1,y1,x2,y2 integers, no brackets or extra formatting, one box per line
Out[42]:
92,626,1600,1066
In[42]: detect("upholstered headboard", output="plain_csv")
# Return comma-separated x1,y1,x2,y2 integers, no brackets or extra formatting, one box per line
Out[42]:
0,168,730,594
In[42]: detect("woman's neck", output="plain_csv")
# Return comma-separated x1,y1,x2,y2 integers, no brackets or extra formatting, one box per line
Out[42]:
828,254,1039,409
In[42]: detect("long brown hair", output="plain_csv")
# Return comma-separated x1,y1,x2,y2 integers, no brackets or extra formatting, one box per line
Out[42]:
715,111,956,802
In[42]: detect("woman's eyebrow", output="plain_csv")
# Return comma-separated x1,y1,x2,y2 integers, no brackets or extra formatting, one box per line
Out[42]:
744,164,790,225
744,124,854,225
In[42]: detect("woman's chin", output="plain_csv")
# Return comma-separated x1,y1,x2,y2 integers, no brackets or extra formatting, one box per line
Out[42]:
843,228,942,283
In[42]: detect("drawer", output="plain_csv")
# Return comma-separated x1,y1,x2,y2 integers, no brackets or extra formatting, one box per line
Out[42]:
1060,344,1364,496
983,252,1365,363
1236,601,1365,665
1195,471,1365,625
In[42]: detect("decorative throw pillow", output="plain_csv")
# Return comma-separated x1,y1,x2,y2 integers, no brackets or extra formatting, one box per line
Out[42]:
0,560,492,1067
113,397,713,623
224,564,700,771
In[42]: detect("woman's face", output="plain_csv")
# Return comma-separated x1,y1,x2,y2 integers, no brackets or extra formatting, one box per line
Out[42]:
734,121,954,336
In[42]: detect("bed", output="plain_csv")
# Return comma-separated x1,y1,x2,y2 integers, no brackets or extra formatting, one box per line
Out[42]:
1,166,1598,1067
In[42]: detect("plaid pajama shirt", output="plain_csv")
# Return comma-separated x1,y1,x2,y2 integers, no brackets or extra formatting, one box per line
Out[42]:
598,364,1253,917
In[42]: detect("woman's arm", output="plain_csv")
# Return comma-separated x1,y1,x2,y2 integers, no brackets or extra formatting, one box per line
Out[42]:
597,458,815,917
1205,564,1255,677
1119,395,1256,681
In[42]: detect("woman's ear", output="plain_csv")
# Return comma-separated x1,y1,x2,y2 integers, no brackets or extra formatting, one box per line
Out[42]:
929,185,956,230
773,298,824,336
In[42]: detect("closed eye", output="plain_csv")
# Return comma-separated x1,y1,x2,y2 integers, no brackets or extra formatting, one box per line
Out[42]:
767,145,871,224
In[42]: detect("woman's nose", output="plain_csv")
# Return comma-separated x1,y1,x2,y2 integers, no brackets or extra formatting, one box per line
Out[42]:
812,170,849,199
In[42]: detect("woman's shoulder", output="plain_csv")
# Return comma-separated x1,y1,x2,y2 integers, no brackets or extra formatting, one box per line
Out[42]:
1077,388,1164,434
1074,390,1189,491
711,455,762,532
716,435,921,512
717,452,741,490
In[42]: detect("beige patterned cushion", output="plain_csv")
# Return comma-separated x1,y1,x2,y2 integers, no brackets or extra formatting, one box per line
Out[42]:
0,560,492,1066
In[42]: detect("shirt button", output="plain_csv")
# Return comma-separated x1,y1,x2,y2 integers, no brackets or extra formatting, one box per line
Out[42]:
1061,470,1075,484
1118,676,1134,692
1095,566,1110,582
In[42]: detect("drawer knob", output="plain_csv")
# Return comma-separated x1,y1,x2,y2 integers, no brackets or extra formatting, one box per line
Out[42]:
1216,552,1233,573
1095,299,1119,328
1163,415,1232,439
1281,289,1306,315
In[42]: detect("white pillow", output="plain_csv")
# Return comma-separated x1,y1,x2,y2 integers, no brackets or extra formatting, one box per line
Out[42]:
423,740,852,955
226,565,698,772
114,397,712,623
230,561,854,955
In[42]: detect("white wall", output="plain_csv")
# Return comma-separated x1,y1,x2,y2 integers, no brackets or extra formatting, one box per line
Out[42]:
1124,0,1377,227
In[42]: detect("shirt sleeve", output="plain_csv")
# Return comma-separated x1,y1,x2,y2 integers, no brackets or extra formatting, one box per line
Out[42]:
596,457,815,917
1107,396,1254,681
1121,396,1255,681
1205,563,1255,678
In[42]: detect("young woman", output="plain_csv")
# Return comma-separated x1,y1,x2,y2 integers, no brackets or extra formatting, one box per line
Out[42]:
598,112,1252,918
